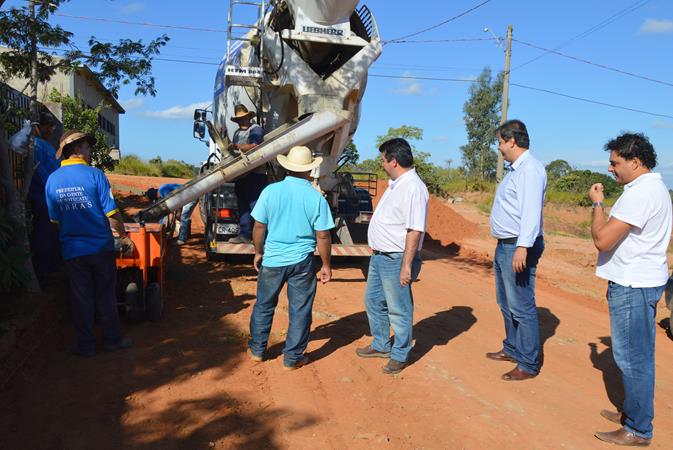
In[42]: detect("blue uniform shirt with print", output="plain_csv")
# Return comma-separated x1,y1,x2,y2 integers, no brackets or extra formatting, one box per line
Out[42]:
251,176,334,267
45,158,119,260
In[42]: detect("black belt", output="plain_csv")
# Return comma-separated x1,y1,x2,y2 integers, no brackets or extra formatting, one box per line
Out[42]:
372,250,403,256
497,237,518,245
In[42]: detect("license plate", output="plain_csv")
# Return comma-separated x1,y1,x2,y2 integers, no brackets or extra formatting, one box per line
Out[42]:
215,223,239,235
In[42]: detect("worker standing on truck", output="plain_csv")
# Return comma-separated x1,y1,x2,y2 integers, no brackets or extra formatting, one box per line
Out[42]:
247,146,334,370
228,104,267,244
145,184,198,245
45,130,134,357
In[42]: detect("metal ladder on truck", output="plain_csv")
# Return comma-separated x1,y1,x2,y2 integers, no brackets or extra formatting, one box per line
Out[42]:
224,0,266,88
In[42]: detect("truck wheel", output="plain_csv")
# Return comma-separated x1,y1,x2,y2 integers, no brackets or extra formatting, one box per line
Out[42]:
124,282,144,322
145,282,163,322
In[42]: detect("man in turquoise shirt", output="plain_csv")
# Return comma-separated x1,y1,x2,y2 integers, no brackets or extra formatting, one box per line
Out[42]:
248,146,334,370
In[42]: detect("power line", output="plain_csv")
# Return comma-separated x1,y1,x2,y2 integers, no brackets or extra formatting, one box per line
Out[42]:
386,37,496,44
39,47,672,120
513,0,654,70
513,39,673,88
54,13,227,33
510,83,673,119
385,0,493,43
370,73,673,120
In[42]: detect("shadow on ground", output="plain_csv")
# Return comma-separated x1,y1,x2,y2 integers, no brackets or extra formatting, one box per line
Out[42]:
0,237,317,449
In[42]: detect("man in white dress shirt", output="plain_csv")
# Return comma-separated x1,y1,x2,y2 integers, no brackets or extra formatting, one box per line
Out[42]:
589,133,671,447
487,119,547,381
356,138,429,374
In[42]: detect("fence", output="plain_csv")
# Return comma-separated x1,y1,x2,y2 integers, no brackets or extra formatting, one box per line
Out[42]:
0,82,32,204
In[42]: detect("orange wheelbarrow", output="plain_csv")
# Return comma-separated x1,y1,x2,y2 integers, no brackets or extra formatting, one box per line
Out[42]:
115,223,167,322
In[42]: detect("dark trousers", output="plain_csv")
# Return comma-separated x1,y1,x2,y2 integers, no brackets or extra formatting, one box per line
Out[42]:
234,173,267,238
65,251,121,353
29,196,62,274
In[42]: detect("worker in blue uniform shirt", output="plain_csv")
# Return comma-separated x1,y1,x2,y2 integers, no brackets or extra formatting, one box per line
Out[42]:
145,183,198,245
45,130,134,357
28,110,62,275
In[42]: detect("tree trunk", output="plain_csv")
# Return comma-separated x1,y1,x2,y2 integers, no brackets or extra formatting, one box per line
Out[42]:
0,120,40,293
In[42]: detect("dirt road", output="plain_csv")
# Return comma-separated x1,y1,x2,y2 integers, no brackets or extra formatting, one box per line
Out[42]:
2,176,673,449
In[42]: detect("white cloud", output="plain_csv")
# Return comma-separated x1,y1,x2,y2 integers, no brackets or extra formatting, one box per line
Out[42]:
653,122,673,130
639,18,673,34
120,3,145,14
391,71,423,96
578,160,609,169
120,98,144,110
139,101,209,119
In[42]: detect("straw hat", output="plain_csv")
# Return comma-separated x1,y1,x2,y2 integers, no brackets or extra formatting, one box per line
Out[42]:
276,146,323,172
230,104,255,122
56,130,96,159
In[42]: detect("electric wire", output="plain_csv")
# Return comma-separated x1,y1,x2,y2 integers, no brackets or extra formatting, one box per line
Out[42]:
513,0,654,70
384,0,493,43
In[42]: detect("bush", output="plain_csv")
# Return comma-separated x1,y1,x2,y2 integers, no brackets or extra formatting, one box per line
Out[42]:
114,155,161,177
551,170,620,206
161,159,197,178
113,155,196,178
0,207,30,293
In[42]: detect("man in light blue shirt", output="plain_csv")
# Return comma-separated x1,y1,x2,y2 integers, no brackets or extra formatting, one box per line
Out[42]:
248,146,334,370
487,119,547,381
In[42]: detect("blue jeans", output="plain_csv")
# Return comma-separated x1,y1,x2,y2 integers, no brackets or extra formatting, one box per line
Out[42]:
249,254,317,365
178,199,198,242
493,236,544,374
607,281,665,439
364,252,422,362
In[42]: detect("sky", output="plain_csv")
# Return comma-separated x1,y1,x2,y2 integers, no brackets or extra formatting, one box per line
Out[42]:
4,0,673,187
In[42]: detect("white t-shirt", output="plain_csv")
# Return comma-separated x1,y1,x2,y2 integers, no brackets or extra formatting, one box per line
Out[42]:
368,168,429,253
596,172,672,288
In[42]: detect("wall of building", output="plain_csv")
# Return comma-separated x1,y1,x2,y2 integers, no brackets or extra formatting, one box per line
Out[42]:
73,72,120,148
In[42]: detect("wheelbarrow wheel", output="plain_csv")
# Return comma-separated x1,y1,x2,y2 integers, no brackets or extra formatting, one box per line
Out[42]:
124,282,144,323
145,282,163,322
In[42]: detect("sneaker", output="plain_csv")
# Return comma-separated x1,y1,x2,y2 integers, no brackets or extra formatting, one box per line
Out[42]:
103,337,132,352
228,235,251,244
283,356,309,371
355,345,391,359
176,240,186,245
382,359,407,375
248,349,263,362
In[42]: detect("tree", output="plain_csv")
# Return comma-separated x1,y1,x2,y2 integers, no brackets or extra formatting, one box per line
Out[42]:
340,139,359,166
545,159,573,182
460,67,503,180
0,1,169,291
375,125,423,149
49,90,114,170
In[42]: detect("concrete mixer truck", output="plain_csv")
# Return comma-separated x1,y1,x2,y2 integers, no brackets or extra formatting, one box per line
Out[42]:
137,0,382,263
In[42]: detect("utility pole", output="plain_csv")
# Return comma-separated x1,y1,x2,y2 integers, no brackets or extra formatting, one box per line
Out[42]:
495,24,512,183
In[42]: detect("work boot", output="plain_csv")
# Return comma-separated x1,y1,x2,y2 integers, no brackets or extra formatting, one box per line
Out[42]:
594,428,650,446
382,359,407,375
355,345,391,359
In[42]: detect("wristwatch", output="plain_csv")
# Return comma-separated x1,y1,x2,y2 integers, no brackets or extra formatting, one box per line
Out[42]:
592,201,604,210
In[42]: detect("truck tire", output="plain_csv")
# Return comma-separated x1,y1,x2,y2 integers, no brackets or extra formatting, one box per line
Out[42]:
124,282,144,323
145,282,163,322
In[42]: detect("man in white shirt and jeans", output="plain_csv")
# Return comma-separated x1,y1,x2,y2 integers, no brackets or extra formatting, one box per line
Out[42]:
356,138,429,375
589,133,672,447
